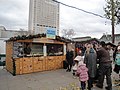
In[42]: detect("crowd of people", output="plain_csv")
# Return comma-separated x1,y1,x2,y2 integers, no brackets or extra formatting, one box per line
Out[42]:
65,41,120,90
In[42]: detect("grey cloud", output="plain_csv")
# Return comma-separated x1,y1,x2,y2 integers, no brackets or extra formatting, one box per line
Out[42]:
0,0,118,38
0,0,29,29
59,0,113,38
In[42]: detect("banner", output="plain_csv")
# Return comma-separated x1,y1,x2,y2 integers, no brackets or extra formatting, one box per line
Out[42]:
46,28,56,39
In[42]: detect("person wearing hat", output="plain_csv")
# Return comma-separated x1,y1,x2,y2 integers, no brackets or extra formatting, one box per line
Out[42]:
72,58,80,78
72,51,84,78
96,41,112,90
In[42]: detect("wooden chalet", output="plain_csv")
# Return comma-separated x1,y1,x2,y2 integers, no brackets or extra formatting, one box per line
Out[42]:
6,34,71,75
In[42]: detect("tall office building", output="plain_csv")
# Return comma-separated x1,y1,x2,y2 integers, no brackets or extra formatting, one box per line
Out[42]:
28,0,59,35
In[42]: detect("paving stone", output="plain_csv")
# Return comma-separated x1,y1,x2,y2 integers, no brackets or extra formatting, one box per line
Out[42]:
0,68,119,90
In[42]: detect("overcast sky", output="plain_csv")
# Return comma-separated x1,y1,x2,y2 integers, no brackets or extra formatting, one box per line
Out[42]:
0,0,120,39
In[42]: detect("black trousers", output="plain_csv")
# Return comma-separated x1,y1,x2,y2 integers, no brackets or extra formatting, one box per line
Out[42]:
88,77,94,90
97,63,112,89
81,81,86,90
66,63,72,71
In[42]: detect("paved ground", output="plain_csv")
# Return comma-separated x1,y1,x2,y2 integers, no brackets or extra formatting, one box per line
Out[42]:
0,66,120,90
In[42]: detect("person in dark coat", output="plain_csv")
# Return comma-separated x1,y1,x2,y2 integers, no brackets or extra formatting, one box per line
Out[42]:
96,41,112,90
84,43,97,90
24,44,31,55
66,49,74,72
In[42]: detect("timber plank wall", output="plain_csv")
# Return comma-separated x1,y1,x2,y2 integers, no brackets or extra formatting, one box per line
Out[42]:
14,56,65,75
6,41,66,75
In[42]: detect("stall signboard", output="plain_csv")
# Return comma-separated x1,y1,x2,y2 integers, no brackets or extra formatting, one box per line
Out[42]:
46,28,56,39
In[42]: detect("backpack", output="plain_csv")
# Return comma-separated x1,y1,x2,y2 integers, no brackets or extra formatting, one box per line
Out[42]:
115,53,120,65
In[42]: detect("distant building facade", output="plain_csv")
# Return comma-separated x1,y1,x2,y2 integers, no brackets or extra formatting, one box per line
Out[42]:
72,36,92,42
0,26,28,38
0,26,28,55
28,0,59,35
100,34,120,45
72,36,99,43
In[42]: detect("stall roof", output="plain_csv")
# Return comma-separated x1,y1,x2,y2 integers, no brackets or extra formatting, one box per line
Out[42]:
75,38,100,44
6,33,72,43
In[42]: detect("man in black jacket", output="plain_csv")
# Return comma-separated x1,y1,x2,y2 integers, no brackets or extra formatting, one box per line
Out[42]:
66,49,74,72
96,41,112,90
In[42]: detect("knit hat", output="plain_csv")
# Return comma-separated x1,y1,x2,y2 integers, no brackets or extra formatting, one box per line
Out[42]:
106,42,116,47
74,56,82,61
100,41,106,47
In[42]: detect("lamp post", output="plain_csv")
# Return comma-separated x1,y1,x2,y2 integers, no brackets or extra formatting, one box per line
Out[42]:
111,0,115,44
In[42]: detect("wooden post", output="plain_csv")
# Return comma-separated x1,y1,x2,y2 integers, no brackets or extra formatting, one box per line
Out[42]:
43,44,47,56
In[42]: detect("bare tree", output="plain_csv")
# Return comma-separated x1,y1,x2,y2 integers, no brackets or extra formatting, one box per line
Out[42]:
104,0,120,43
104,0,120,24
61,29,76,39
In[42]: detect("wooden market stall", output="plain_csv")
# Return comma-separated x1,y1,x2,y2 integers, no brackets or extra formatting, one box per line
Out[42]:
6,34,70,75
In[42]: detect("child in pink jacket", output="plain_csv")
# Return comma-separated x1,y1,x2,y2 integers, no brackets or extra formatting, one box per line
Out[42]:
76,61,88,90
